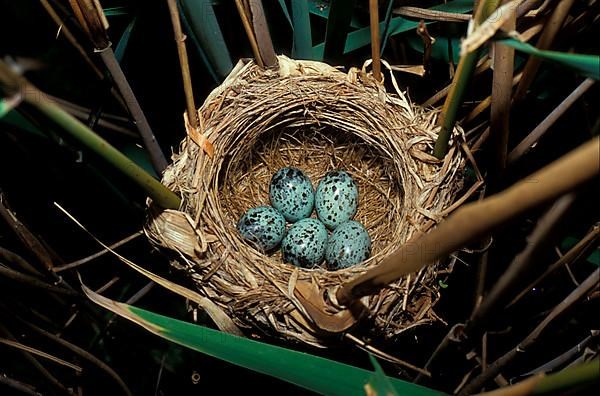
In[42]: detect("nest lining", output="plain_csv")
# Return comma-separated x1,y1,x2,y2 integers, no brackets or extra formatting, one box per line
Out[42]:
145,57,465,347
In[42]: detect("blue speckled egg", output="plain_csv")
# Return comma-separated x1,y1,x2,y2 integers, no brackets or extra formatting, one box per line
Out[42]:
281,218,328,268
315,170,359,229
237,206,286,251
326,220,371,269
269,167,315,222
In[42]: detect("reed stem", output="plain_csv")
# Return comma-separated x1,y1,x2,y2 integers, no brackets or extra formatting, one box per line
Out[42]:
369,0,382,82
99,48,169,173
0,61,181,210
433,0,501,159
337,137,599,305
166,0,199,130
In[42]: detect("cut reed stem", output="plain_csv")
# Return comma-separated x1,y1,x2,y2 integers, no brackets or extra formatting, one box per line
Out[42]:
67,0,168,173
166,0,199,129
369,0,382,82
235,0,264,67
39,0,127,111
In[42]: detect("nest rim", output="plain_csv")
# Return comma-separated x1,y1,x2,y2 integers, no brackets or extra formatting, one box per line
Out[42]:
145,56,465,347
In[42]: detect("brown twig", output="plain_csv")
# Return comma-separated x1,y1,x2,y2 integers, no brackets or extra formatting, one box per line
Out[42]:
0,372,42,396
508,78,596,164
166,0,199,130
39,0,127,111
466,193,578,334
53,231,143,273
344,333,430,376
414,323,466,383
417,21,434,76
513,0,576,102
67,0,168,174
235,0,264,67
337,137,599,305
369,0,382,82
23,320,133,396
0,338,82,372
422,59,491,107
98,49,168,173
393,6,471,22
462,72,522,124
0,264,79,297
422,19,544,108
490,3,515,176
47,95,136,137
0,194,55,272
459,268,600,395
40,1,99,81
0,246,44,277
507,224,600,307
0,324,72,395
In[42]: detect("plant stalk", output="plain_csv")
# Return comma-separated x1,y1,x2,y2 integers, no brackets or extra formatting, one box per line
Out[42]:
369,0,382,82
0,61,181,210
508,78,596,164
507,224,600,308
337,137,600,305
513,0,576,102
166,0,199,130
99,48,168,173
235,0,264,67
247,0,278,68
433,0,501,159
460,268,600,395
490,3,515,176
466,193,577,334
39,0,127,111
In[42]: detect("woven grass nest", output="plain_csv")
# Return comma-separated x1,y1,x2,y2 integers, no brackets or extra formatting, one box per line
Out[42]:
145,56,465,347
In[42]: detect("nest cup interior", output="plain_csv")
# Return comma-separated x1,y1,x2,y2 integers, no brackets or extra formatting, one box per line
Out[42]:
221,125,405,267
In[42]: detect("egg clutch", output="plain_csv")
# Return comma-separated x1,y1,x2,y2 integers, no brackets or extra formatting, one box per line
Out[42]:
237,167,372,270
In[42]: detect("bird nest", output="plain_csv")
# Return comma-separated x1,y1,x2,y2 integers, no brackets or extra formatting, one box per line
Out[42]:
145,56,465,347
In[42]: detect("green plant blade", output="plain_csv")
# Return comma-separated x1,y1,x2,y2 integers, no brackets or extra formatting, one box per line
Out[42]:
114,16,137,63
367,355,399,396
291,0,313,59
179,0,233,79
277,0,292,27
532,359,600,394
380,0,396,53
103,6,129,17
1,95,21,118
176,0,219,83
498,38,600,80
313,0,474,58
83,286,444,396
322,0,357,62
1,110,44,137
